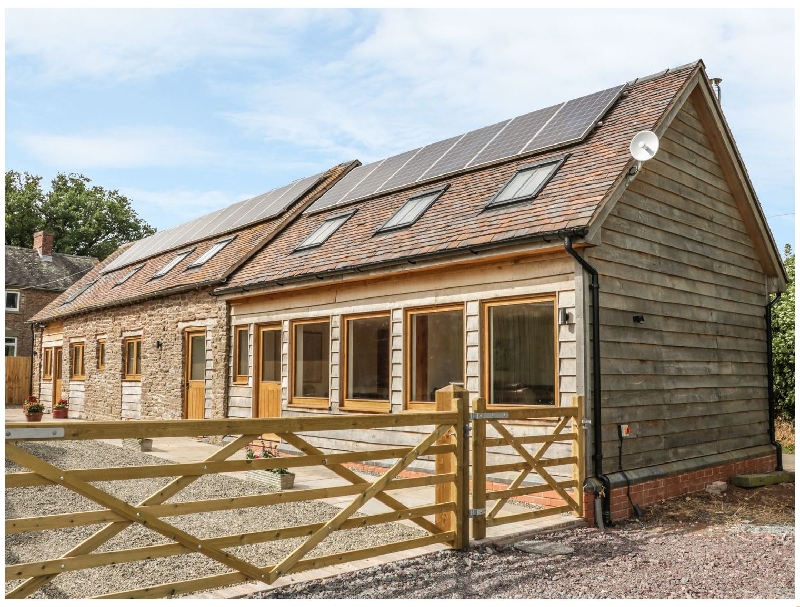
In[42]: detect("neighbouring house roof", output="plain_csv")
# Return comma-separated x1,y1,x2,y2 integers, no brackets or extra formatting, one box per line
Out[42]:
5,246,97,292
29,161,358,322
218,60,785,295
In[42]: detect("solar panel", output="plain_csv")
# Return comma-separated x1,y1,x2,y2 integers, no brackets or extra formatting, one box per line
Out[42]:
305,161,381,215
420,120,509,180
342,148,421,203
524,85,624,152
380,136,462,191
468,104,561,167
102,170,326,273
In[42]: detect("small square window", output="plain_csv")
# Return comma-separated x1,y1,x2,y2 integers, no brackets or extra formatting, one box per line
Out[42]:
6,291,20,312
376,187,447,233
152,250,193,279
487,158,565,208
5,337,17,357
295,212,354,251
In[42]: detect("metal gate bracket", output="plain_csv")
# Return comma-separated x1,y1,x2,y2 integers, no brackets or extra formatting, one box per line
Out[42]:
6,427,65,440
470,412,509,420
468,508,486,517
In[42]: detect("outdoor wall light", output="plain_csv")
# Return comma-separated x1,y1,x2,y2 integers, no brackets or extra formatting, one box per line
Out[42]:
633,315,645,324
559,308,570,325
156,341,163,349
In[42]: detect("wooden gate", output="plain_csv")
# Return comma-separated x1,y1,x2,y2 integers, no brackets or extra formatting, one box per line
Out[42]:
5,356,31,406
5,394,467,599
470,395,585,539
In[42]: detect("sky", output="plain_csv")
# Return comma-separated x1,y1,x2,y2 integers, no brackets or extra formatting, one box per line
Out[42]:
4,8,796,253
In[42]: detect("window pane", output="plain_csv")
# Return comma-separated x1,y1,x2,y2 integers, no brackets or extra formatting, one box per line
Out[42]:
261,330,281,382
347,316,390,401
135,341,141,375
126,341,136,376
236,328,249,379
411,310,464,402
6,292,19,310
489,302,555,405
294,322,329,398
191,335,205,381
5,338,16,356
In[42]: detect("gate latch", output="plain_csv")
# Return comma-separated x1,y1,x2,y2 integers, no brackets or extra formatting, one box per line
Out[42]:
468,508,486,517
581,419,592,430
470,412,509,420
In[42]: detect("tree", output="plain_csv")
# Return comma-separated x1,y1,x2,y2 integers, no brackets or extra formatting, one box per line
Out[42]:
772,244,795,421
5,171,156,260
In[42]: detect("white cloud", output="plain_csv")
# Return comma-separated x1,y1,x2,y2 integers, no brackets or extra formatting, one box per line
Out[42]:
5,8,350,85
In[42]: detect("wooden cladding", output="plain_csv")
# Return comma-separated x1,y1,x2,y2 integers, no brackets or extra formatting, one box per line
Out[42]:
70,343,85,380
123,337,142,380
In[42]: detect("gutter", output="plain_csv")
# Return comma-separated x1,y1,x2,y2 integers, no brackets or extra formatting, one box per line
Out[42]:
766,293,783,471
215,226,590,297
564,236,612,527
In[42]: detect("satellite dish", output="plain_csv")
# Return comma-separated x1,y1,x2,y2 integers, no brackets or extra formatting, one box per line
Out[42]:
629,131,659,162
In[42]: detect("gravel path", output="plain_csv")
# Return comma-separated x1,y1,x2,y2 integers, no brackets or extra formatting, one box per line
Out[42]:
5,440,422,599
254,522,795,600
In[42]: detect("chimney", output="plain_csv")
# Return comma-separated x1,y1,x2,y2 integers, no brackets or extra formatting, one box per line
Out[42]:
33,231,54,260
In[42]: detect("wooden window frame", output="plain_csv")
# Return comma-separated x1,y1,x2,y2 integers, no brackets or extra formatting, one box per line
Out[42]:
289,318,331,410
481,294,559,411
43,347,53,379
70,342,86,380
405,304,466,411
96,339,106,371
233,325,250,385
122,336,142,381
341,311,392,414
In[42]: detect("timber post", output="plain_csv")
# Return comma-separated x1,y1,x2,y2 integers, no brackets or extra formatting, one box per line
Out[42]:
434,383,470,549
572,395,586,517
471,396,487,540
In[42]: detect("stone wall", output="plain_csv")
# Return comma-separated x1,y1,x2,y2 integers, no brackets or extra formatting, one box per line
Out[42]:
34,288,228,421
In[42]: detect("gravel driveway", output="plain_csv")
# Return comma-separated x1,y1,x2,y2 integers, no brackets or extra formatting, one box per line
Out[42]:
254,521,795,599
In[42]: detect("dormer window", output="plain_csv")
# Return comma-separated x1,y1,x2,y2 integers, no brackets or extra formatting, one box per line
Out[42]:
188,237,235,268
152,250,193,278
376,186,448,233
486,157,565,209
295,212,354,251
115,264,145,286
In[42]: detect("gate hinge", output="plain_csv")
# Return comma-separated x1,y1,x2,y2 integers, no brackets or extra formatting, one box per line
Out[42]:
468,508,486,517
463,424,472,438
581,419,592,430
470,412,509,420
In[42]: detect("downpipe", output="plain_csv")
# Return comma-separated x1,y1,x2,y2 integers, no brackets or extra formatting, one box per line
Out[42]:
564,237,612,527
766,293,783,471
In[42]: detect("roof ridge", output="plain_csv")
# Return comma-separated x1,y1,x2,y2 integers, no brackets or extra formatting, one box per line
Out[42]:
626,60,702,88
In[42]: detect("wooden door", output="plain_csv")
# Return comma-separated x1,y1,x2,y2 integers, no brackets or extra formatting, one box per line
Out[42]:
185,331,206,420
52,347,63,407
256,327,282,440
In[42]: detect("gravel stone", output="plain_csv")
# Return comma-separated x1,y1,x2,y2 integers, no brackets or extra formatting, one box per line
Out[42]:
5,440,422,599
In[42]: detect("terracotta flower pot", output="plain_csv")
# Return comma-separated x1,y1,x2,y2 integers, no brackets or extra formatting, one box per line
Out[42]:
53,409,69,419
25,412,44,422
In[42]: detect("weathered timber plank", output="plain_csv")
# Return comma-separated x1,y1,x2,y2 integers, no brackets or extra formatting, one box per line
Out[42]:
599,308,766,342
602,358,766,377
600,387,766,409
602,373,766,391
600,341,766,364
600,409,767,441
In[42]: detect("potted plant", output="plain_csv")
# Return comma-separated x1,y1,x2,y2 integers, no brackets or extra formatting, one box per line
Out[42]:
122,437,153,452
53,398,69,419
23,396,45,422
245,445,295,490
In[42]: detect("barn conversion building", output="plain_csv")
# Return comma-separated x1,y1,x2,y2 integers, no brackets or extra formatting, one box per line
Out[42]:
31,60,786,524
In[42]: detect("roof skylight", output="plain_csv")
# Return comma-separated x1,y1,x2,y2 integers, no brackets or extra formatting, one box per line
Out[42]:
115,264,145,286
486,158,565,208
295,212,354,251
188,237,235,268
152,250,192,278
62,279,98,305
376,187,447,233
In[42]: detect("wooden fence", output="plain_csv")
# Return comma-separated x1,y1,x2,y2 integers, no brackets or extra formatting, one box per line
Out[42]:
5,385,468,599
5,356,31,406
